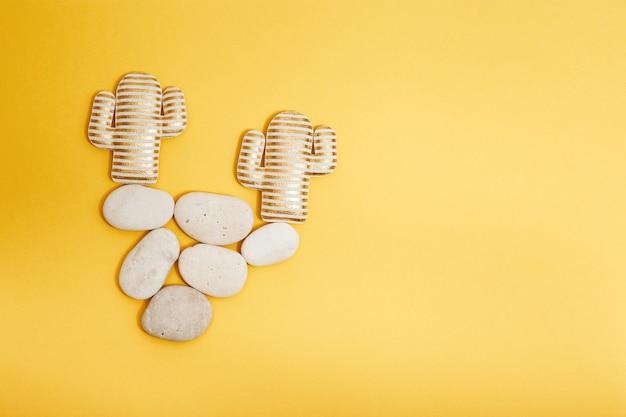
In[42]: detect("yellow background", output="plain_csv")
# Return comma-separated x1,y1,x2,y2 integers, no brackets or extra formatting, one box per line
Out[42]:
1,0,626,415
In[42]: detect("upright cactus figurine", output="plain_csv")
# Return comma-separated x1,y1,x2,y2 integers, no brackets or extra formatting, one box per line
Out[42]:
88,72,187,185
237,111,337,223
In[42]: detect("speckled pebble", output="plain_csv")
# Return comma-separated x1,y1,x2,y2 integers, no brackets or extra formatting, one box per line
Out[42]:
174,192,254,245
103,184,174,231
141,285,212,342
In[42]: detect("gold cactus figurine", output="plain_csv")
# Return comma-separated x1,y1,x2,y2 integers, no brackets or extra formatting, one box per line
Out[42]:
237,111,337,223
88,72,187,185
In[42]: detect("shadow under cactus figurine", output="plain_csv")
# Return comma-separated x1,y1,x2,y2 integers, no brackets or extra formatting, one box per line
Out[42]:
88,72,187,185
237,111,337,223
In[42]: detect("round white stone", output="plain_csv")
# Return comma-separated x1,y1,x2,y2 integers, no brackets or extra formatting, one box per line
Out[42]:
179,244,248,297
241,223,299,266
174,192,254,245
103,184,174,231
141,285,212,342
119,228,180,300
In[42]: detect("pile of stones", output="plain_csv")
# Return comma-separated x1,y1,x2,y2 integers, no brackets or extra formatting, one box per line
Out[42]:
103,185,299,341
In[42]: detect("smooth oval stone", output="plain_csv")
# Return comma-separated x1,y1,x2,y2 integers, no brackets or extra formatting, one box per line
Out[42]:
174,192,254,245
141,285,212,342
179,244,248,297
241,223,299,266
119,228,180,300
103,184,174,231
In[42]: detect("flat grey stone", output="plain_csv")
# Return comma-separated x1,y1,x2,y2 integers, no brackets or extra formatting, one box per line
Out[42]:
141,285,212,342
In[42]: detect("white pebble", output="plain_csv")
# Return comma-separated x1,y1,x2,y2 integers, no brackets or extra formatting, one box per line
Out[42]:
119,228,180,300
174,192,254,245
141,285,212,342
103,184,174,231
241,223,299,266
179,244,248,297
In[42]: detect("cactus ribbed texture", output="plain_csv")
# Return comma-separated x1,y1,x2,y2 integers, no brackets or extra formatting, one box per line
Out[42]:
88,72,186,185
237,111,337,223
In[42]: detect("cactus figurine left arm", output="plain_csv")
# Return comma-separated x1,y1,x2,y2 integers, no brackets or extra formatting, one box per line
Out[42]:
237,111,337,223
88,72,186,185
236,129,267,191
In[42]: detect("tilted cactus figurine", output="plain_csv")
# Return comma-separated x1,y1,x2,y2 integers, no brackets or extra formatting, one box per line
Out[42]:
88,72,187,185
237,111,337,223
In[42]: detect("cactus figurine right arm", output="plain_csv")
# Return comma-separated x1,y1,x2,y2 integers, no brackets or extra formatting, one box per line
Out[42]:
309,126,338,175
88,72,186,185
237,111,337,223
